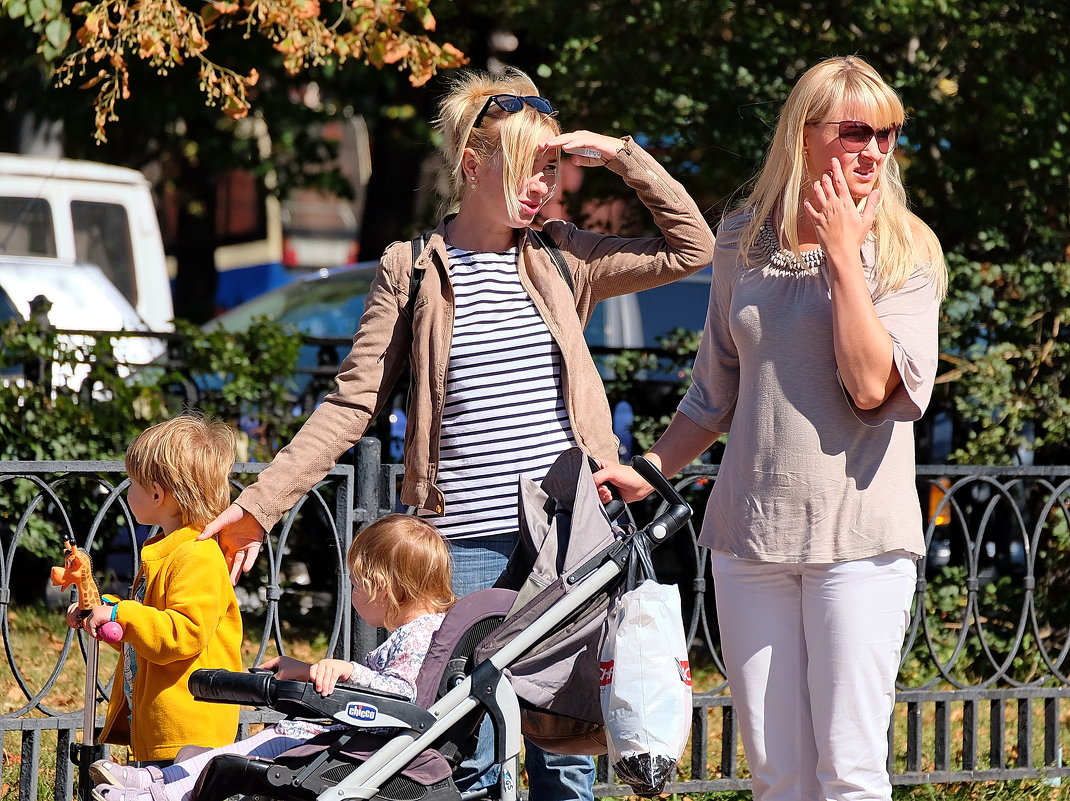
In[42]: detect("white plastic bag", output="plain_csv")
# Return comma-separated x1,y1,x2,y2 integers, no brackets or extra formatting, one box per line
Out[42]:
599,578,692,796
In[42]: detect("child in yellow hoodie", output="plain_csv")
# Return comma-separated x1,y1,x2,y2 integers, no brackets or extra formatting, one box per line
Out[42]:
68,413,242,770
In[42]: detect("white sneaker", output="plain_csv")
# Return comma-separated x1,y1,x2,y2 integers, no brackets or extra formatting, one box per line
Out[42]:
88,761,165,790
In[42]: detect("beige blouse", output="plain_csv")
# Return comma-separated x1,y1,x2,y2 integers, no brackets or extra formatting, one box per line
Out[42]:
679,209,942,563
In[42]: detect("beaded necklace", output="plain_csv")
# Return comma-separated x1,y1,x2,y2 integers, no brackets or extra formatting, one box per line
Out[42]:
756,216,825,276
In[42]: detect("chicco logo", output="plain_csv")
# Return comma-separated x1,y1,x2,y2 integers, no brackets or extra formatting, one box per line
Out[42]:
346,702,378,721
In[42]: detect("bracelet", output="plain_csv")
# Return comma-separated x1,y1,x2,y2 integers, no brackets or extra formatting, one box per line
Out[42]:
109,604,118,622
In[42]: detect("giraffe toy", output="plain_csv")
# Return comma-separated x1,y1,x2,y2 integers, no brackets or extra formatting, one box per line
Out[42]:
51,537,123,643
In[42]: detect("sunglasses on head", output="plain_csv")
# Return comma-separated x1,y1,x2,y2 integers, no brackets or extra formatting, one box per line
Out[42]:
810,120,901,154
473,94,556,129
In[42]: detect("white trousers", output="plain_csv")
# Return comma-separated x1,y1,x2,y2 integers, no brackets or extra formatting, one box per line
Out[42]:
711,550,916,801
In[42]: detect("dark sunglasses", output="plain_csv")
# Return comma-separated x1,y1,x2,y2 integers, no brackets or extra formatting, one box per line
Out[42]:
809,120,901,154
473,94,556,128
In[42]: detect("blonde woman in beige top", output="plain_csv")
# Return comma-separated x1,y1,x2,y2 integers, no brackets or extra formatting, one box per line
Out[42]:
596,56,946,801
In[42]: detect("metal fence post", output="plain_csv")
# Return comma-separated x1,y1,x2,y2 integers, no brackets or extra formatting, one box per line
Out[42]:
352,437,383,656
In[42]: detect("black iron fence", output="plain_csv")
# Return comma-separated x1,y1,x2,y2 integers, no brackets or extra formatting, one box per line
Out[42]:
2,446,1069,798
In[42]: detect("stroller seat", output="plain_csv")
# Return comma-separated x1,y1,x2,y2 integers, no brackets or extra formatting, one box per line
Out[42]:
188,589,519,801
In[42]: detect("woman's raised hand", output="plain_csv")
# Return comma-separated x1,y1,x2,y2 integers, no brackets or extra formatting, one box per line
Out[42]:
803,158,880,261
543,131,625,167
198,503,266,585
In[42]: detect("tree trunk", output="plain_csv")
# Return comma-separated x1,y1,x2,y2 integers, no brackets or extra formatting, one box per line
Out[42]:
171,157,219,323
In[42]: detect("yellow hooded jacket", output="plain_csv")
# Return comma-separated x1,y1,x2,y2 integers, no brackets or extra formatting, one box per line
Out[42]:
100,526,242,761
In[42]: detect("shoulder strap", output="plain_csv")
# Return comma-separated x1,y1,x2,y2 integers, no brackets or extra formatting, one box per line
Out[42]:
406,232,432,319
531,227,574,295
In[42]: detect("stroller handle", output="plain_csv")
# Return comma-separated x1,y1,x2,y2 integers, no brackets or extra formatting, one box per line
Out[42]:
189,668,277,706
631,455,692,542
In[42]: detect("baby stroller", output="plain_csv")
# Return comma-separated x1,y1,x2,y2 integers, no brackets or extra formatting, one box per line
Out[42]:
187,448,692,801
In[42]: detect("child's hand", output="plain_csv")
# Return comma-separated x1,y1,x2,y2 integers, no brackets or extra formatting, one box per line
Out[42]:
65,602,83,629
81,605,114,639
257,655,312,682
308,658,354,697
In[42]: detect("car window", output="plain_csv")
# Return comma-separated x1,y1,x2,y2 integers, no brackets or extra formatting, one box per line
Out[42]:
71,200,138,305
0,285,21,322
0,196,56,257
634,269,711,346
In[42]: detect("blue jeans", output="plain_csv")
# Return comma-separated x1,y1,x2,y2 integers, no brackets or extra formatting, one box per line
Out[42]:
450,534,594,801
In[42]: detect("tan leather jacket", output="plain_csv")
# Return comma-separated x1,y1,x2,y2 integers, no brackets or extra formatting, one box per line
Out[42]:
237,137,715,528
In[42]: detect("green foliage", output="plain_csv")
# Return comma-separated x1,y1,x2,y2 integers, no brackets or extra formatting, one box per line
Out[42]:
899,566,1043,687
160,319,309,462
0,316,312,559
601,327,718,459
939,253,1070,464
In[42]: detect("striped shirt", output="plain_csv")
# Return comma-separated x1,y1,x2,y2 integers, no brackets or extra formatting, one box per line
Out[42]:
420,245,576,540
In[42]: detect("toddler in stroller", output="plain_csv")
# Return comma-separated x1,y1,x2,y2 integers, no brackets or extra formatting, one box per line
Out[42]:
184,448,691,801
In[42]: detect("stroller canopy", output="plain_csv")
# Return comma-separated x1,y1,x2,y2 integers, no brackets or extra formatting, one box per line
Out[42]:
477,447,623,754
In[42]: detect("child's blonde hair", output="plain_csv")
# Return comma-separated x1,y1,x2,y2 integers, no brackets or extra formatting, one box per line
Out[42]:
435,66,561,222
124,412,236,529
740,55,947,299
347,514,456,630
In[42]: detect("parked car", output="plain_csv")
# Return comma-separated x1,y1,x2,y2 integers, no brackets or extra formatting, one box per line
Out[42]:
208,260,714,459
0,258,164,389
0,154,173,332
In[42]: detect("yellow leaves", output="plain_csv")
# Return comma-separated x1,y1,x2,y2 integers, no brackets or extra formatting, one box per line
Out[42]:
413,3,435,31
439,41,465,68
291,0,318,20
51,0,466,141
381,38,410,65
79,68,107,88
937,77,959,97
223,92,250,120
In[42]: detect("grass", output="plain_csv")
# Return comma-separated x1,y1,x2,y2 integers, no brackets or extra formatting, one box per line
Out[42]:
6,604,1070,801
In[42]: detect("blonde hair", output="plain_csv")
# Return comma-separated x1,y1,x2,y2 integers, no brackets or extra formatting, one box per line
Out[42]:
741,55,947,298
347,514,456,630
434,67,561,222
124,412,236,529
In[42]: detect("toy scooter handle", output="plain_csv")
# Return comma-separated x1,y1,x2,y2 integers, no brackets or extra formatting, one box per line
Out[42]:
631,455,692,543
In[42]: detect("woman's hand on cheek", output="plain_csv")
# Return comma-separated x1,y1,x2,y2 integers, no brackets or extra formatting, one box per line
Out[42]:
803,158,879,259
541,131,624,166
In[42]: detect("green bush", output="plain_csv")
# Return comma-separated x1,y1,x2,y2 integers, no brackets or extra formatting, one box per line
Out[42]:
0,317,311,561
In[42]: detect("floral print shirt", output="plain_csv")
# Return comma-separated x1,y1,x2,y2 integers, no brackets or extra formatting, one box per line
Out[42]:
348,612,446,700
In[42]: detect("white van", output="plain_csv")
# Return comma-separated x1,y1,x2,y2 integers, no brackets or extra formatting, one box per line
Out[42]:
0,154,173,332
